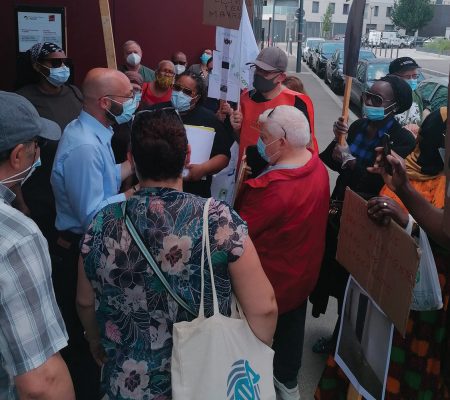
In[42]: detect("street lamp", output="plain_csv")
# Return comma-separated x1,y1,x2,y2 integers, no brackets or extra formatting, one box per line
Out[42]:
271,0,278,46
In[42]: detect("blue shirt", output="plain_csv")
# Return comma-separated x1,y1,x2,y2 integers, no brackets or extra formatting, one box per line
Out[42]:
51,110,125,234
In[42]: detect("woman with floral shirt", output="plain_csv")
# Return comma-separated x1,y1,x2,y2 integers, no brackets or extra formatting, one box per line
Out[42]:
76,108,277,399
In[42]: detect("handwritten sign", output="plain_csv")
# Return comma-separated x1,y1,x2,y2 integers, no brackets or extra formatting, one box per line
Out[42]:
443,72,450,236
203,0,243,30
336,189,420,336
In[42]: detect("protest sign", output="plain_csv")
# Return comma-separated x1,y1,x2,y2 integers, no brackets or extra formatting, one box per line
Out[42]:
443,72,450,236
336,189,420,336
182,125,216,178
336,277,393,400
203,0,243,30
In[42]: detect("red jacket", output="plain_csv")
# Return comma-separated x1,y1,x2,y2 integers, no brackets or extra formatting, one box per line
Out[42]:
237,152,330,314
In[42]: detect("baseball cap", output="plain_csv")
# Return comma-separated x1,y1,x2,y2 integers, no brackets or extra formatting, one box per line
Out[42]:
248,47,288,72
0,91,61,152
389,57,421,74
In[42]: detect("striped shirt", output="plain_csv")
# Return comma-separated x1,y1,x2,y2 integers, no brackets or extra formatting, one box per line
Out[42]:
0,183,68,399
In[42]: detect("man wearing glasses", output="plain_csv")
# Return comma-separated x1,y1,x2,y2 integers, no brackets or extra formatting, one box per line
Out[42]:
0,91,74,399
171,51,188,75
389,57,425,136
50,68,137,399
230,47,317,167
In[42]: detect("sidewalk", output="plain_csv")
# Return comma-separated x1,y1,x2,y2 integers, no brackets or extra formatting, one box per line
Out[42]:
285,54,341,399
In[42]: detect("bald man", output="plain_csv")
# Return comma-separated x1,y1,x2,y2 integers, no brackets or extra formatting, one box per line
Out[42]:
120,40,155,82
50,68,137,399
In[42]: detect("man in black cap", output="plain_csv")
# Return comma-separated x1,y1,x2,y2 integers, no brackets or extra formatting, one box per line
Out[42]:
229,47,317,168
389,57,425,136
0,91,74,399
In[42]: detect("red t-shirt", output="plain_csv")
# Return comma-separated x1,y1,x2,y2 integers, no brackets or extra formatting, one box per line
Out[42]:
141,83,172,106
237,151,330,314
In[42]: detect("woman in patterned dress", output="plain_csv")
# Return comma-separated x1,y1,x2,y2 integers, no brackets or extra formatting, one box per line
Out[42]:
75,108,277,399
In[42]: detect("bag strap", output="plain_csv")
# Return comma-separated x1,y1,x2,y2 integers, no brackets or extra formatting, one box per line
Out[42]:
199,198,220,317
121,201,196,316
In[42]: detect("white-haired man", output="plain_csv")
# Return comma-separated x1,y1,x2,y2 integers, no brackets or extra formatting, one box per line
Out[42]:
120,40,155,82
237,105,330,400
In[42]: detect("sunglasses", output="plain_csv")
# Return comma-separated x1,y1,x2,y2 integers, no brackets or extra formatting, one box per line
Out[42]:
267,107,287,138
132,107,183,128
173,83,195,97
173,61,186,66
40,58,68,68
362,91,394,107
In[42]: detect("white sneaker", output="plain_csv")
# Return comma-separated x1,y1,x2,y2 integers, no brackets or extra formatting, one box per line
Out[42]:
273,377,301,400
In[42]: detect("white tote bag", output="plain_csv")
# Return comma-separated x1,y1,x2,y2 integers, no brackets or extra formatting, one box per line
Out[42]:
171,198,276,400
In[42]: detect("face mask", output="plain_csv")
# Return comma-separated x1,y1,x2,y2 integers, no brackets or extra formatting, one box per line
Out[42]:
253,73,279,93
45,65,70,87
256,137,280,163
174,64,186,75
406,79,418,91
156,74,173,90
200,53,210,65
126,53,141,66
363,103,396,121
107,97,137,124
134,92,142,103
171,90,192,112
1,157,41,186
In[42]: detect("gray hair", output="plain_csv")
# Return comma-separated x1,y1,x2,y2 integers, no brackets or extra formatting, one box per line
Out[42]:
258,105,310,147
157,60,175,71
123,40,141,51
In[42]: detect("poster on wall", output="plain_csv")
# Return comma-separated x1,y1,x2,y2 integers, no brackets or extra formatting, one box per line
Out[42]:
15,6,66,53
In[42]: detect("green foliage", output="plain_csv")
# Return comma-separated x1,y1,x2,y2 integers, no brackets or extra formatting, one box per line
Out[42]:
321,4,333,39
424,38,450,54
391,0,434,33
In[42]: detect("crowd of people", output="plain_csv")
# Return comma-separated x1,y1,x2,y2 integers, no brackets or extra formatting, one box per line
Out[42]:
0,37,448,400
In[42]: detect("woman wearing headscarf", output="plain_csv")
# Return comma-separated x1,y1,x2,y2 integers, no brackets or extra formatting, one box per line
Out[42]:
315,108,449,399
15,42,82,250
310,75,417,353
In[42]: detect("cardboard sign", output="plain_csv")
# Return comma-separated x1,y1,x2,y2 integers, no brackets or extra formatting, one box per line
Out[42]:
336,189,420,336
203,0,243,30
443,72,450,236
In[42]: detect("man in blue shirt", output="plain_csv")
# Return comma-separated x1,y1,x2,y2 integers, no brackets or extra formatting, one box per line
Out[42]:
50,67,137,399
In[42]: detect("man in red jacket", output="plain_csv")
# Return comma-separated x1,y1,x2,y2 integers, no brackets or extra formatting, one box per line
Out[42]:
237,105,329,400
230,47,318,167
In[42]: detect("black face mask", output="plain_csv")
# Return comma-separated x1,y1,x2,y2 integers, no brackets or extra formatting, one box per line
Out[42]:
253,73,279,93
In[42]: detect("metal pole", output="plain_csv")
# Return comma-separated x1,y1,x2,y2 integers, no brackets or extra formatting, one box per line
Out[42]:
271,0,277,46
296,0,304,72
268,17,272,47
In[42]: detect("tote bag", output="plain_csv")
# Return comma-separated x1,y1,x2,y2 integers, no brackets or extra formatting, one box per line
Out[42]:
171,198,276,400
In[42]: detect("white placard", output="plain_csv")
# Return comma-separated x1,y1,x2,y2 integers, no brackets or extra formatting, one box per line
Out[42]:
183,125,216,177
17,11,63,52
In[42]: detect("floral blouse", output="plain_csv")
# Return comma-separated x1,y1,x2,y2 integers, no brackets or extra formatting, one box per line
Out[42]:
81,188,247,399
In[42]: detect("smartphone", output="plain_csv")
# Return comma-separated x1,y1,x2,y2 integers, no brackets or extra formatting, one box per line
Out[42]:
245,145,268,178
382,133,392,175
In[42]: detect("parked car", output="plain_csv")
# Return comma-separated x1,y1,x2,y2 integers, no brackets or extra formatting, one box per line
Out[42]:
410,36,428,47
416,77,449,113
302,37,324,63
325,49,376,94
311,40,345,78
350,59,425,113
424,36,447,44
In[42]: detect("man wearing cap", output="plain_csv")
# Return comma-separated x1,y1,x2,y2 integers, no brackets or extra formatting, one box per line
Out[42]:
0,91,74,399
389,57,425,136
120,40,155,83
230,47,317,165
50,68,137,399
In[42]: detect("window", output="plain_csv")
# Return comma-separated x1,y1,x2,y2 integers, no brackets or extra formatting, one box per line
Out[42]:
384,24,394,31
343,3,349,14
312,1,319,13
364,4,368,18
374,6,379,16
329,2,335,14
386,6,392,17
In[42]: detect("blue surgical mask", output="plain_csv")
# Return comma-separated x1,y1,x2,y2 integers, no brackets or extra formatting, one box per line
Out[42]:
171,90,192,112
200,53,210,65
406,79,418,91
46,66,70,87
134,92,142,103
107,97,137,124
363,103,396,121
257,137,280,163
1,157,41,186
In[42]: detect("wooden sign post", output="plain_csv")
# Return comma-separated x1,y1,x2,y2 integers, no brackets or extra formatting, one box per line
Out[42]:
339,75,353,145
99,0,116,69
443,66,450,236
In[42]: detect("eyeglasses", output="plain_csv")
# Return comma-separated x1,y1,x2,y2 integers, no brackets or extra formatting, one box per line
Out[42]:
173,61,187,66
395,72,419,80
267,107,287,138
362,91,394,107
173,83,195,97
159,70,175,77
40,58,68,68
102,94,134,101
28,137,48,148
132,107,183,128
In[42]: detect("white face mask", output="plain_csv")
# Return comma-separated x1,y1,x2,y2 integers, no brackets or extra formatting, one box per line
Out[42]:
1,157,41,186
174,64,186,75
126,53,141,66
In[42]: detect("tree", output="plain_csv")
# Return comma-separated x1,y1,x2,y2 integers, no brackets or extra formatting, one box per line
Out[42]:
321,4,333,39
391,0,434,35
